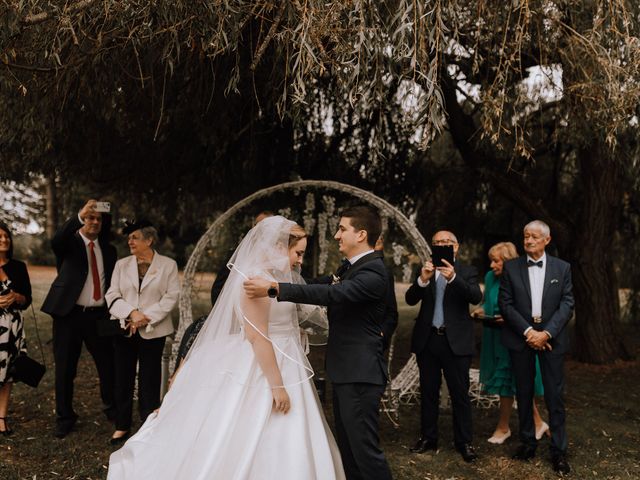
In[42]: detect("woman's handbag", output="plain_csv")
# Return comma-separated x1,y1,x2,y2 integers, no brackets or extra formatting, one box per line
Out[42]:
10,353,46,388
10,305,47,388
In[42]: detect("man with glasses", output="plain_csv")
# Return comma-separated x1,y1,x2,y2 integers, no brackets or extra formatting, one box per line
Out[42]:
405,231,482,462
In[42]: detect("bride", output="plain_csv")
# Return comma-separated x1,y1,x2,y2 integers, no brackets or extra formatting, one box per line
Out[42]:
108,216,345,479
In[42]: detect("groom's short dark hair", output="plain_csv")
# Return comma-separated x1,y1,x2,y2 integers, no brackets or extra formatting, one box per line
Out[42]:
341,205,382,248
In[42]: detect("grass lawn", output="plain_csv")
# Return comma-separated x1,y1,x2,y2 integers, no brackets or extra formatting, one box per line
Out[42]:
1,266,639,479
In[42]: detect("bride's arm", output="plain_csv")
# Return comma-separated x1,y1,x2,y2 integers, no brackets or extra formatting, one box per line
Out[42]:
242,295,291,414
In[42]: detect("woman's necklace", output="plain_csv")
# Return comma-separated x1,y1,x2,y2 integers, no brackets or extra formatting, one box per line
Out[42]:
136,252,153,278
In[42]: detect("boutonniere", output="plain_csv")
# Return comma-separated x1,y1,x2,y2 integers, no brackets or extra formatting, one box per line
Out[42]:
331,274,342,285
550,279,559,284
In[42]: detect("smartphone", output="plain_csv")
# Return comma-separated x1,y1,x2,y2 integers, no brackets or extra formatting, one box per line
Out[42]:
95,201,111,213
431,245,454,267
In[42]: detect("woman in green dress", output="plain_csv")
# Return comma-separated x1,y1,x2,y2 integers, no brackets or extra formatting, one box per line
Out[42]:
475,242,549,444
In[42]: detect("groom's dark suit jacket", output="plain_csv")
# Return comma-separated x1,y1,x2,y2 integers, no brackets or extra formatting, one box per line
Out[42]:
499,255,574,354
278,251,388,385
41,215,117,317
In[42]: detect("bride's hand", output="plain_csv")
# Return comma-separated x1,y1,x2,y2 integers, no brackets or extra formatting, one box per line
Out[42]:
271,387,291,414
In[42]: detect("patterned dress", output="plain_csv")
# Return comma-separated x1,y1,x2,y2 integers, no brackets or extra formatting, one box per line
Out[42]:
0,278,27,385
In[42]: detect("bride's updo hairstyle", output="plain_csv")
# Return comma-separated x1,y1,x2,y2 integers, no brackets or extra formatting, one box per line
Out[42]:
289,224,307,248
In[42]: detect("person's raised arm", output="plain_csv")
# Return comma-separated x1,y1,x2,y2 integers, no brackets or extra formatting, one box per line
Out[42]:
241,294,290,414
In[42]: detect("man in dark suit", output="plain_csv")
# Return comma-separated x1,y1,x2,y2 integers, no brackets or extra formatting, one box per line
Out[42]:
405,230,482,462
41,199,117,438
244,206,392,480
375,235,398,351
499,220,574,475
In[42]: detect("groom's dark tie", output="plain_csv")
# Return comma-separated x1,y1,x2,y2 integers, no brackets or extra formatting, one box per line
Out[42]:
335,259,351,278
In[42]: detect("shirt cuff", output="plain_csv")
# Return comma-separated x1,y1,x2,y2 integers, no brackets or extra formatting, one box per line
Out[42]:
544,330,552,339
524,326,533,337
417,277,430,288
447,273,456,284
78,213,85,224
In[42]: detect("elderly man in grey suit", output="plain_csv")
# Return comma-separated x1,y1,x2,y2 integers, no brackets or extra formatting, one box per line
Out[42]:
499,220,574,475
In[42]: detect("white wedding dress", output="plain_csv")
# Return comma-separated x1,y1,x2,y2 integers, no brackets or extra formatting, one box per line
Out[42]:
108,217,345,480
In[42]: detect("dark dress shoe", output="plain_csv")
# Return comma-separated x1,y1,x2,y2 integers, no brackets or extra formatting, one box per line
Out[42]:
457,444,478,463
54,423,73,439
551,453,571,475
109,431,130,446
54,415,78,439
512,444,537,460
410,438,438,453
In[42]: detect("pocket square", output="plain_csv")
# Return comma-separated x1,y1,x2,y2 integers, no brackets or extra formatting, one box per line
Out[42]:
550,279,559,284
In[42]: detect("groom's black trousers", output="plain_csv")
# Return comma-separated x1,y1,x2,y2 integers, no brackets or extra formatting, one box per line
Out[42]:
332,382,393,480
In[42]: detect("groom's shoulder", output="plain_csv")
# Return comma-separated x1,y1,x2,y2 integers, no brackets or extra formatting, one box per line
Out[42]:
351,257,386,279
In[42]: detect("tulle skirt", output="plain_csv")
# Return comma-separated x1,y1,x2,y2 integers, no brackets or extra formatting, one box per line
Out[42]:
108,331,345,480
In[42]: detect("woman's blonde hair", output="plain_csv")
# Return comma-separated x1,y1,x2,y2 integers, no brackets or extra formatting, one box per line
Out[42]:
289,224,307,248
488,241,518,261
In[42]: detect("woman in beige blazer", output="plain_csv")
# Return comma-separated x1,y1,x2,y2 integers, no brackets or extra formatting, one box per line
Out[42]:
105,221,179,444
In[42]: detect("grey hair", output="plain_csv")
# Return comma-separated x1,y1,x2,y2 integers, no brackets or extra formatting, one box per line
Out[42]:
139,226,159,246
433,230,459,243
524,220,550,238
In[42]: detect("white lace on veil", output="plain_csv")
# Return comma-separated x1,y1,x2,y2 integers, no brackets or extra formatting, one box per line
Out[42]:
184,215,314,387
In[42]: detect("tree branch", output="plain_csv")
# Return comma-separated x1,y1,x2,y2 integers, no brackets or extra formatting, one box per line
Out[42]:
21,0,98,26
250,1,287,72
440,71,573,247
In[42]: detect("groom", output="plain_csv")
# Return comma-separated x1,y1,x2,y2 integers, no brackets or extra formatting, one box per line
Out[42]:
244,205,393,480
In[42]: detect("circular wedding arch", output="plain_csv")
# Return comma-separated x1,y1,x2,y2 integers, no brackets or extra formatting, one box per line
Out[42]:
175,179,431,358
169,181,494,418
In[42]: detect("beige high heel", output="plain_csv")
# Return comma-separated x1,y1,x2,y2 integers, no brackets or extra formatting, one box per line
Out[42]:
535,421,550,440
487,429,511,444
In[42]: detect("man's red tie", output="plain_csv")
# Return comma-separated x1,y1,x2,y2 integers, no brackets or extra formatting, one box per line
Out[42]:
88,241,101,301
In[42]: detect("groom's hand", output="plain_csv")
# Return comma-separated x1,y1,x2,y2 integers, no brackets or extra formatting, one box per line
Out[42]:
243,277,271,298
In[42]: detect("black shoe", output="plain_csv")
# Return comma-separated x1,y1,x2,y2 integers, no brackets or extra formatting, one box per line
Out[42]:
109,431,130,446
0,417,13,436
457,443,478,463
551,453,571,475
54,416,78,439
512,444,537,461
410,438,438,453
54,423,73,439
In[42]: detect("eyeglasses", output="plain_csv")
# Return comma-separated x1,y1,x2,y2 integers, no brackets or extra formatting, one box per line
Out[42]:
432,239,457,246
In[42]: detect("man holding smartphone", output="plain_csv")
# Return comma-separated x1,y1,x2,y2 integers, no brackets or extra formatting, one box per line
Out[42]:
405,230,482,462
42,199,117,438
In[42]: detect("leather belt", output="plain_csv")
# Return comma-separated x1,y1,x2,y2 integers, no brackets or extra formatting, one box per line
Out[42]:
532,316,543,324
74,304,106,313
431,326,446,335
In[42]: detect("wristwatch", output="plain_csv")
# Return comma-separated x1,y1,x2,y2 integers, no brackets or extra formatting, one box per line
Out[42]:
267,283,278,298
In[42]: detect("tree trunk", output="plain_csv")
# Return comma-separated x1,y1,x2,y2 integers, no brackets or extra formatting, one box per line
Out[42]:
45,173,58,239
564,148,630,363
